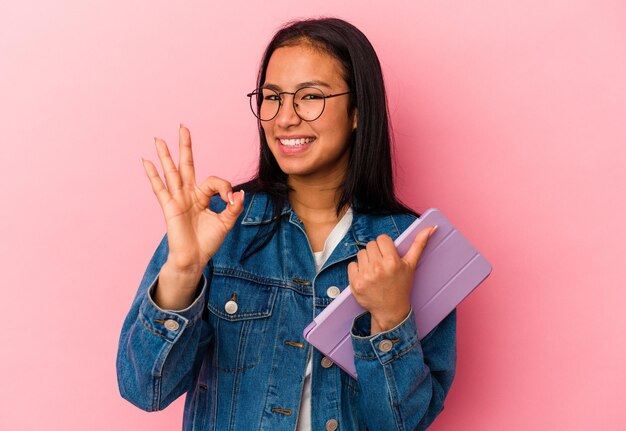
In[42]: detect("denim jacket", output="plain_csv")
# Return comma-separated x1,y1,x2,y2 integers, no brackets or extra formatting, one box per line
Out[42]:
117,192,456,431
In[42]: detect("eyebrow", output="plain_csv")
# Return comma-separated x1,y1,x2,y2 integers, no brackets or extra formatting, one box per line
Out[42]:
263,80,333,91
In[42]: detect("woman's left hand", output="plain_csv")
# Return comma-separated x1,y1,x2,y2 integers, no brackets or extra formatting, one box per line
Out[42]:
347,226,437,335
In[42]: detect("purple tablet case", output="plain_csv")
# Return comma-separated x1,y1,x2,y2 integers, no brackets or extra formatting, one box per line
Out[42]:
303,208,492,379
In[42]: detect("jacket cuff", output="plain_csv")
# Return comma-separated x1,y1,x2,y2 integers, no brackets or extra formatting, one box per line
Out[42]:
351,308,419,365
138,273,207,343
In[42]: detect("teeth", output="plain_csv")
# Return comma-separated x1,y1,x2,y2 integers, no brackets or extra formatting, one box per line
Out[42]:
280,138,314,147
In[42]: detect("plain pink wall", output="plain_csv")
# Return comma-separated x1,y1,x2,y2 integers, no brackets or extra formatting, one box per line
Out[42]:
1,0,625,429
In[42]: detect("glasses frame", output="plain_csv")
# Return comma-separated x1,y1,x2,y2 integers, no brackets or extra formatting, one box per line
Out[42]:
246,86,353,122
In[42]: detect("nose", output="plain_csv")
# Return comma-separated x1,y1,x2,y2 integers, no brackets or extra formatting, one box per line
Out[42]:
274,93,302,128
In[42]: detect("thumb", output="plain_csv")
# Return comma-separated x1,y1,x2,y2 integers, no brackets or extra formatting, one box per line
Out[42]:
217,190,246,230
402,225,437,269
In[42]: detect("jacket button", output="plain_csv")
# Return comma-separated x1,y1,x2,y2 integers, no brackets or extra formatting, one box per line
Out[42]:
325,418,338,430
224,300,238,315
378,339,393,352
163,319,179,331
326,286,340,298
320,356,334,368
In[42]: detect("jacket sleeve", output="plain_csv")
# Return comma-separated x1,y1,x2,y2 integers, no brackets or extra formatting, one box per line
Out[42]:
116,234,213,411
351,308,457,431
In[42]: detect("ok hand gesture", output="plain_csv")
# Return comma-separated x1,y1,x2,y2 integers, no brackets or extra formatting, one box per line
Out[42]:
141,125,245,308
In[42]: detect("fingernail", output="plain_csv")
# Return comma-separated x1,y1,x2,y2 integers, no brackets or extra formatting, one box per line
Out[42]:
179,123,184,129
228,191,235,205
140,157,145,164
241,190,245,200
428,225,438,238
153,137,158,144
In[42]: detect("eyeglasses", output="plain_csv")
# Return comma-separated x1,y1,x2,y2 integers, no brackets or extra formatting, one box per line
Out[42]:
246,86,352,122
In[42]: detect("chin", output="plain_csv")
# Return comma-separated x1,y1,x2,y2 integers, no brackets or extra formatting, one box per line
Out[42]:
276,164,314,177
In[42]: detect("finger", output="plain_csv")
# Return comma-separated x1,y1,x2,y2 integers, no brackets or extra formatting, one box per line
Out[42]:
356,248,369,267
402,226,437,270
141,158,172,209
376,234,398,259
366,239,383,263
197,176,233,204
154,137,183,193
178,124,196,187
347,261,359,282
216,190,245,231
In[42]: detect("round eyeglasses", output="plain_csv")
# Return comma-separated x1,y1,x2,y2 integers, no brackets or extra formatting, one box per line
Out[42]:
246,86,352,122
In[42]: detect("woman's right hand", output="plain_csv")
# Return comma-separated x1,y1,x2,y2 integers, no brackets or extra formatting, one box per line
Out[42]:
141,124,245,308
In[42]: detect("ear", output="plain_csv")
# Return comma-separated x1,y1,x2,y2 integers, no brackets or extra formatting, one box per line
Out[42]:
352,109,358,131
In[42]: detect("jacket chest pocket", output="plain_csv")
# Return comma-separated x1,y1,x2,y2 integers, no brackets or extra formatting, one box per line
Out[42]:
206,273,278,373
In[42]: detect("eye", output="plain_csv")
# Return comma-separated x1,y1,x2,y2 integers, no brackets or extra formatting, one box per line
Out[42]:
300,92,324,100
260,89,281,102
263,94,281,102
296,87,325,101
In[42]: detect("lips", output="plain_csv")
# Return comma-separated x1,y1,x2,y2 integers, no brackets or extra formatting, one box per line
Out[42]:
279,137,315,147
275,136,315,155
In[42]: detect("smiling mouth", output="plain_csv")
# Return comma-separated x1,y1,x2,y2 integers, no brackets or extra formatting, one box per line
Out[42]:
279,137,315,147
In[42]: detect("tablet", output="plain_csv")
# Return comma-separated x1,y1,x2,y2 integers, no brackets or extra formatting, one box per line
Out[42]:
303,208,492,379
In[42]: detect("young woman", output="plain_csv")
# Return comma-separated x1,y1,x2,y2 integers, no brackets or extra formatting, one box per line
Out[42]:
117,17,456,431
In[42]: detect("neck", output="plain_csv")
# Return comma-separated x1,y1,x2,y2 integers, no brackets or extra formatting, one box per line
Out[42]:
288,174,346,224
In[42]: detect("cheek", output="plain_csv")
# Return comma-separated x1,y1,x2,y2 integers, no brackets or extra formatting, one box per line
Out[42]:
261,125,280,158
261,124,279,150
261,123,272,138
321,116,352,147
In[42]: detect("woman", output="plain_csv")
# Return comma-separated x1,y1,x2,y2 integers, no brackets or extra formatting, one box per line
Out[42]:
117,17,456,431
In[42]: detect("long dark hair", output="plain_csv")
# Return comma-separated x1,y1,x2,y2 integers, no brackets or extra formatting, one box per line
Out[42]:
238,17,415,259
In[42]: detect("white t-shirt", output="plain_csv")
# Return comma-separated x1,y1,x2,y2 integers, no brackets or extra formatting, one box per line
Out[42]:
296,208,353,431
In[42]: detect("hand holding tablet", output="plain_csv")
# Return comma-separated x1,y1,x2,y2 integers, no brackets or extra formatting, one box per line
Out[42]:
303,208,492,379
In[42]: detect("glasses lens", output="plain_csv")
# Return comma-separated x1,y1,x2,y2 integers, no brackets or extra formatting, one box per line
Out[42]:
249,88,280,121
294,87,325,121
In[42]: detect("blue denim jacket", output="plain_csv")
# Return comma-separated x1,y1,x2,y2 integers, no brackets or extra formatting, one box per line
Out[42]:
117,192,456,430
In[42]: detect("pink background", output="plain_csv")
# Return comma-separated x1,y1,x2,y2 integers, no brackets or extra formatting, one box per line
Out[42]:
1,0,625,429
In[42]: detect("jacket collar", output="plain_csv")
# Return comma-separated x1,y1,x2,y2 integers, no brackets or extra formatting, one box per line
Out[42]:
241,193,401,249
241,192,290,225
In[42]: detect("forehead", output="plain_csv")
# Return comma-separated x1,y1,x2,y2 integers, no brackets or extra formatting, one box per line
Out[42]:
264,44,347,90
